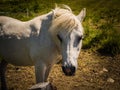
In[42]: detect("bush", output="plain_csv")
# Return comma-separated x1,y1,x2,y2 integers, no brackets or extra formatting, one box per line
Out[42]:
83,7,120,55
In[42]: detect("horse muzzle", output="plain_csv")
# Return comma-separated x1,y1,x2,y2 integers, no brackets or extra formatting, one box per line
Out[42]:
62,66,76,76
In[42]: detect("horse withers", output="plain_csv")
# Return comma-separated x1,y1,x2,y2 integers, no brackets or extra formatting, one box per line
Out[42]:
0,5,86,90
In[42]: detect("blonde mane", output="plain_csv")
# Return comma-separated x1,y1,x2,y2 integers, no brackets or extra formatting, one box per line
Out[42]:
49,5,80,36
48,5,81,49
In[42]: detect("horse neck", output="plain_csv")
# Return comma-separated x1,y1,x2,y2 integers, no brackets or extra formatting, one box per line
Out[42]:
28,12,53,27
27,12,61,59
25,12,53,36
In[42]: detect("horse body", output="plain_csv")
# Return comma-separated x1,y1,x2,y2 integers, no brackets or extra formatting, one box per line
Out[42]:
0,12,59,66
0,5,86,90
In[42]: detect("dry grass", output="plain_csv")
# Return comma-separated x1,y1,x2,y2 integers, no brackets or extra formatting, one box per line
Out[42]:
5,50,120,90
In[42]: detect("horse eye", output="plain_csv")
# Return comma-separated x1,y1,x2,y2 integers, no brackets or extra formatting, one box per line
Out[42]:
77,36,82,43
74,36,82,47
57,34,62,42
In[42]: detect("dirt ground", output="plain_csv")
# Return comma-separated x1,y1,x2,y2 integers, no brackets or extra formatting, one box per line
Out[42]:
4,50,120,90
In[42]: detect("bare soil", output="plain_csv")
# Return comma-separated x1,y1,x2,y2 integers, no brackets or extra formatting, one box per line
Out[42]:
4,50,120,90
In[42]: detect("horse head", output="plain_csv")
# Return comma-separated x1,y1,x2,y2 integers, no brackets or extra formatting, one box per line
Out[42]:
50,5,86,76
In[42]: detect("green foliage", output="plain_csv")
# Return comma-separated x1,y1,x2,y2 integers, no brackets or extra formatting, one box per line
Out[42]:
83,6,120,55
99,29,120,55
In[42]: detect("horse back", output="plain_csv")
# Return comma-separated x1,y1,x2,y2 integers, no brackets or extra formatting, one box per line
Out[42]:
0,16,31,39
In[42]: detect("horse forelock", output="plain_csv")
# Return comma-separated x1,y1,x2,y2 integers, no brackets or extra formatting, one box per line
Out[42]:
48,5,81,48
49,5,80,36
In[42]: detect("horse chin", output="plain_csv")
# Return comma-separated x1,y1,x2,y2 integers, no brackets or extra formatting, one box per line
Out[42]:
63,71,76,76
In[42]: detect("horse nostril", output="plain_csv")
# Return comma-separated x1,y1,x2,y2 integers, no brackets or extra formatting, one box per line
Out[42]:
62,66,66,74
70,66,76,73
62,66,76,76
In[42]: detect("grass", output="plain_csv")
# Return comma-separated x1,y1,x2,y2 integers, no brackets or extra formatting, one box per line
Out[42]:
0,0,120,55
83,6,120,55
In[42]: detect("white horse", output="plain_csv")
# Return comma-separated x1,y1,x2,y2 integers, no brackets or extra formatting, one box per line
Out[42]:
0,5,86,90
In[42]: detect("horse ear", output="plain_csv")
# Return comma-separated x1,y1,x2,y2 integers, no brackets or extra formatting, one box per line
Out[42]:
52,10,56,19
77,8,86,22
52,9,59,19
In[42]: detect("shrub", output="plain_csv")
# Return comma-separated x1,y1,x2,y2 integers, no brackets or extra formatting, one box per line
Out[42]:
83,7,120,55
